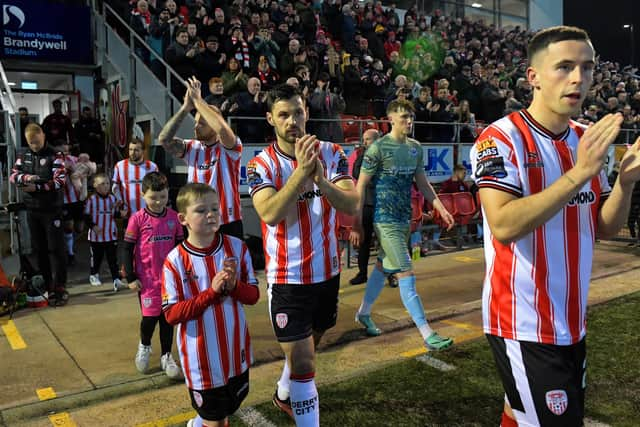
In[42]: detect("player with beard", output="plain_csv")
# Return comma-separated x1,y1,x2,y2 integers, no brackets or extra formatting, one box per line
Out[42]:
112,138,159,222
246,84,358,427
159,77,244,239
471,26,640,426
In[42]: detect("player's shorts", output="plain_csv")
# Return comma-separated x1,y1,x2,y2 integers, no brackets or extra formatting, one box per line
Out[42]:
268,275,340,342
374,223,411,273
486,334,586,427
62,202,84,222
188,370,249,421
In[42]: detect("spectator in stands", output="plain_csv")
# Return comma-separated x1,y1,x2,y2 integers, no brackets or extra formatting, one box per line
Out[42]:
148,8,174,78
74,107,104,165
254,55,280,90
480,74,507,123
384,31,401,60
226,25,253,71
455,100,477,143
343,55,368,115
221,57,248,97
429,87,456,143
165,28,198,99
309,72,346,144
196,35,226,92
605,96,621,114
413,87,432,142
349,128,380,285
368,59,393,118
440,164,470,194
280,38,308,79
130,0,152,62
252,26,280,71
204,77,227,109
294,64,313,97
232,77,268,143
209,7,228,45
42,100,74,149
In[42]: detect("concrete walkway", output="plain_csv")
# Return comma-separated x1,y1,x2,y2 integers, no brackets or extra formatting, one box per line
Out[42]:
1,241,639,426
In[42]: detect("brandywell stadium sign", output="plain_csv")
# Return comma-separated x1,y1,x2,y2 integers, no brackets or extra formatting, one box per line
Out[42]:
2,0,91,64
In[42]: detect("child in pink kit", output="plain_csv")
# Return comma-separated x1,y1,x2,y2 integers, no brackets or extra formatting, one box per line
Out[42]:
121,172,184,377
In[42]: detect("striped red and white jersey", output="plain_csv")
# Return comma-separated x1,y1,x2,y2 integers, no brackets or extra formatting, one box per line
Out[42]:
84,193,118,242
247,141,352,285
181,138,243,225
162,234,258,390
471,110,611,346
111,159,158,215
62,155,81,204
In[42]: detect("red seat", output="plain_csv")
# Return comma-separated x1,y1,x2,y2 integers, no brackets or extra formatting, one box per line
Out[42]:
378,117,391,134
361,116,380,133
433,193,456,228
340,114,360,139
452,192,476,225
336,210,355,268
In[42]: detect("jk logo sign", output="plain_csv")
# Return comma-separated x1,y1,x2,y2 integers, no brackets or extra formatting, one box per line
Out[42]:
423,146,453,182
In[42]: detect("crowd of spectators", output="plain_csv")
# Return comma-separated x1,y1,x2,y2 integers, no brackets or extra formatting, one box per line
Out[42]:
106,0,640,144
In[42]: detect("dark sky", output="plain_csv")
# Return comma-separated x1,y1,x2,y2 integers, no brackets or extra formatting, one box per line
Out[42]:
563,0,640,66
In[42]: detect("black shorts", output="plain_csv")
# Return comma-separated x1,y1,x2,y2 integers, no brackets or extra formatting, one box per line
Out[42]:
62,202,84,222
188,370,250,421
486,334,586,427
269,275,340,343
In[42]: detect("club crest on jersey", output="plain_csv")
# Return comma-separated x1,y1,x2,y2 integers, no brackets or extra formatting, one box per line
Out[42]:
40,158,47,166
143,297,153,308
276,313,288,329
545,390,568,416
525,151,544,168
167,220,175,229
183,269,199,283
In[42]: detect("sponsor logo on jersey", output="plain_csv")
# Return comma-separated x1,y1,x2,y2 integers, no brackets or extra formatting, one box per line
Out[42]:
475,156,507,179
568,190,596,206
298,188,323,201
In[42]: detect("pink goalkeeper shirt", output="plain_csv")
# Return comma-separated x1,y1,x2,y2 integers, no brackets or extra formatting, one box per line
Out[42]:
125,207,184,316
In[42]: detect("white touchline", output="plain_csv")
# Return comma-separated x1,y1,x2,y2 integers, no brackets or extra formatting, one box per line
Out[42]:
416,354,456,372
237,406,278,427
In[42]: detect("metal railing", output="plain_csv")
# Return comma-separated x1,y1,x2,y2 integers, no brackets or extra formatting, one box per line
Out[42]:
94,2,194,139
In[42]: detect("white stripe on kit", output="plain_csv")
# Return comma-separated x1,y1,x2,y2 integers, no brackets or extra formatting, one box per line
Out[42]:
236,407,277,427
416,354,456,372
505,339,540,426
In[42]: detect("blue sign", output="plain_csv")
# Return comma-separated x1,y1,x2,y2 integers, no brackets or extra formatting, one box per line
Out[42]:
2,0,92,64
423,145,453,183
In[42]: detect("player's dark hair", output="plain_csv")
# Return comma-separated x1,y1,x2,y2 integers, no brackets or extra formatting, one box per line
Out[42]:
528,26,590,66
142,171,168,193
267,84,304,112
386,98,415,115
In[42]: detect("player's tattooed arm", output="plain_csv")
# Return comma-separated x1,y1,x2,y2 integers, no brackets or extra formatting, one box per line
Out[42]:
158,110,188,158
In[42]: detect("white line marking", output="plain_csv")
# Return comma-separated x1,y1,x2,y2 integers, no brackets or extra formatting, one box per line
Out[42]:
416,354,456,371
584,418,612,427
237,406,277,427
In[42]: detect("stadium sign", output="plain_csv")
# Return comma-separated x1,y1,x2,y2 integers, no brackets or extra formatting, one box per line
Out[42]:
1,0,92,64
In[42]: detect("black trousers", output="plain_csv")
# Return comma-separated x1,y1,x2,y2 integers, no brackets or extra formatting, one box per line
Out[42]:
140,312,174,354
357,205,375,276
90,241,119,280
27,210,67,292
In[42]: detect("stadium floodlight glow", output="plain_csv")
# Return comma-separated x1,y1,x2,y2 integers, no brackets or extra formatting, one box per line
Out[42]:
471,2,482,7
624,24,632,29
8,82,16,86
21,81,37,90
